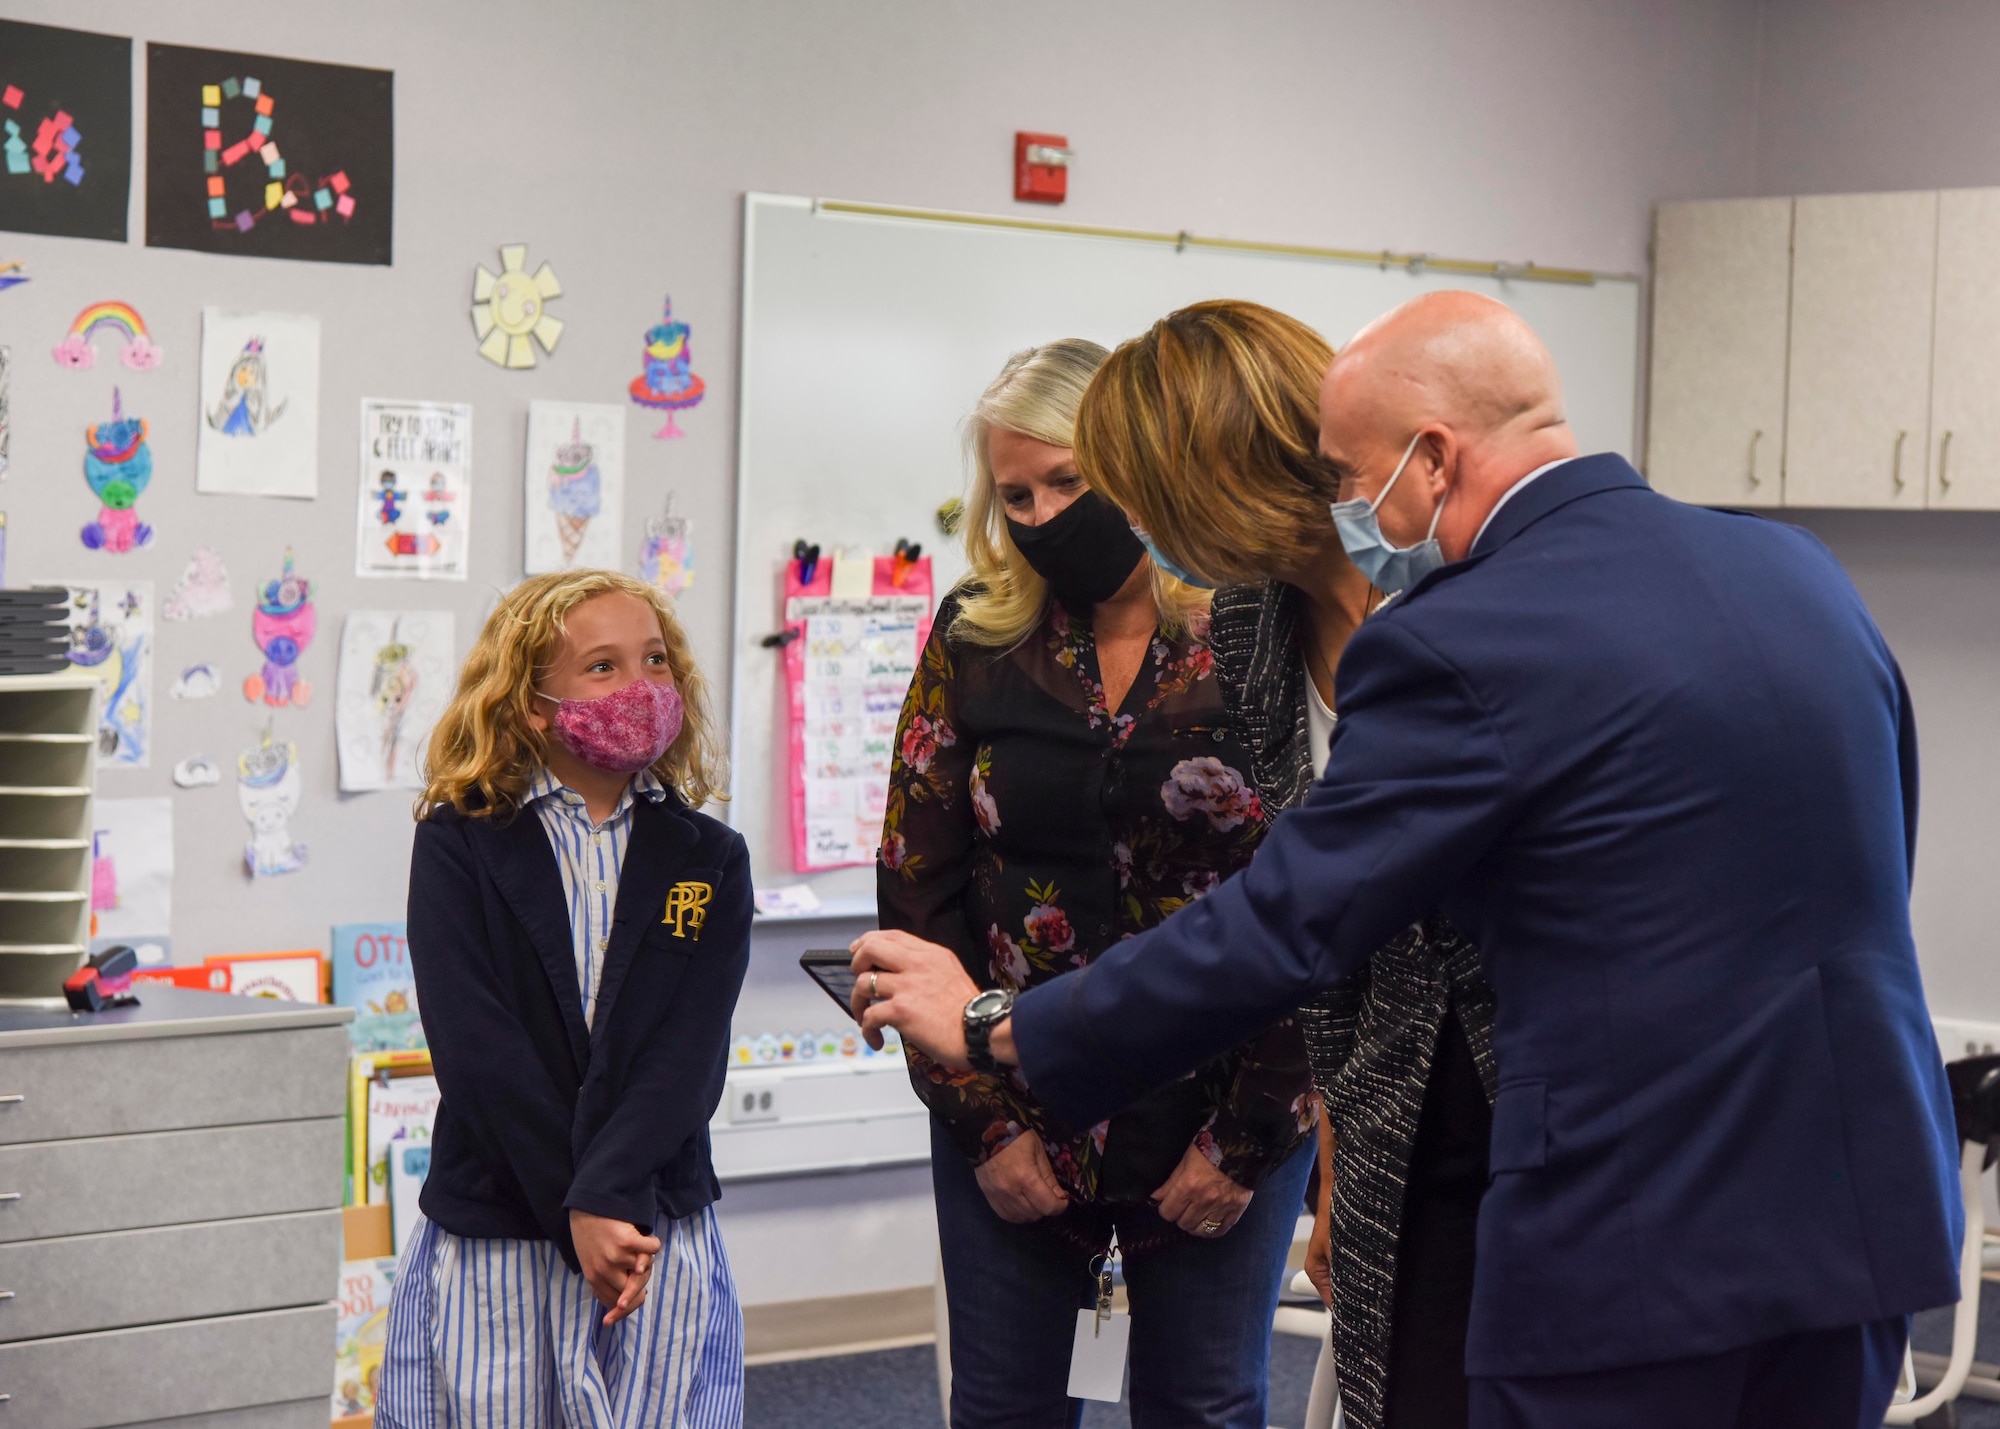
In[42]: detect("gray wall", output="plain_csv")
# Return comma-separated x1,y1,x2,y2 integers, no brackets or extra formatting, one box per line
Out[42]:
42,0,1982,1303
1,0,1762,975
1748,0,2000,1021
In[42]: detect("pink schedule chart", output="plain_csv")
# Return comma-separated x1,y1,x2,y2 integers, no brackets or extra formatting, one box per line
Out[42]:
783,555,932,872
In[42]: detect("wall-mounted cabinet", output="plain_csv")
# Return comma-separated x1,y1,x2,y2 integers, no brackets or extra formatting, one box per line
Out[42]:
1929,188,2000,509
1648,197,1792,507
1650,187,2000,511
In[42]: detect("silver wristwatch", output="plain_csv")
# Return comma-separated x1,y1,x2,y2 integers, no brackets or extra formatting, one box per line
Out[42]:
963,988,1016,1074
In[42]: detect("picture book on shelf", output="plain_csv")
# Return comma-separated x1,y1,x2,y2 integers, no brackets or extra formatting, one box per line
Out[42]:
332,1255,396,1420
363,1073,438,1207
346,1049,431,1206
389,1138,430,1256
331,920,422,1051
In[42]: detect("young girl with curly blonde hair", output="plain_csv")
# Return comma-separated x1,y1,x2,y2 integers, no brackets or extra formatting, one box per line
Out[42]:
378,569,748,1429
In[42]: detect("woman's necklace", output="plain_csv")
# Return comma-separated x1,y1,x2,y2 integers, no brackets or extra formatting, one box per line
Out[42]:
1305,583,1383,710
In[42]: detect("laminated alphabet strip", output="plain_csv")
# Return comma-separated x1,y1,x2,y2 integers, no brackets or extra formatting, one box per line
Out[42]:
782,553,932,872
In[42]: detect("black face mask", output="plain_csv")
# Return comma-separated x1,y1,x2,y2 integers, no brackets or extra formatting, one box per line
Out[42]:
1005,489,1147,611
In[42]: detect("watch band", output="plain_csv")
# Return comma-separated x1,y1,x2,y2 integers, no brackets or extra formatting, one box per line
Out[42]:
964,990,1015,1075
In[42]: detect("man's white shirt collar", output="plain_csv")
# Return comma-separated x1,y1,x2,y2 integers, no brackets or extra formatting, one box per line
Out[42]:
1471,457,1577,552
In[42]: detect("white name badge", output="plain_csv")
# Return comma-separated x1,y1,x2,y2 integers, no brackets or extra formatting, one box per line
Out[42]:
1067,1308,1131,1402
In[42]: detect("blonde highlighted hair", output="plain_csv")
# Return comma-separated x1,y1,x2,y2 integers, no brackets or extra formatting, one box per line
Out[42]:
1074,300,1338,588
417,570,727,819
954,338,1208,648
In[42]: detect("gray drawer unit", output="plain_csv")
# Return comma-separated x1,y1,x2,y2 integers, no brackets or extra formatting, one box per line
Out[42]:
0,1117,342,1242
0,1303,335,1429
0,1209,341,1341
0,1024,347,1144
145,1405,330,1429
0,989,355,1422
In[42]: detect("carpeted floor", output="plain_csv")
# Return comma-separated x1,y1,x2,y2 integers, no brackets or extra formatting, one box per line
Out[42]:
746,1280,2000,1429
744,1327,1323,1429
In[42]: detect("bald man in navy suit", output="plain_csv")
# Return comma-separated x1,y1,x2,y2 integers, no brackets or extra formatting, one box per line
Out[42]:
854,292,1962,1428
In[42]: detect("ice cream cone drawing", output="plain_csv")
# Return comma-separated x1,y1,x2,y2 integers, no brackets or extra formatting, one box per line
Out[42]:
546,419,600,569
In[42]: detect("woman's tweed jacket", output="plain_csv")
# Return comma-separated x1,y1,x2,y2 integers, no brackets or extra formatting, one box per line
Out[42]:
1209,580,1499,1429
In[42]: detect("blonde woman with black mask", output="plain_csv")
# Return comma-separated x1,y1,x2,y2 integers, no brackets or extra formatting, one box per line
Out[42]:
876,339,1315,1428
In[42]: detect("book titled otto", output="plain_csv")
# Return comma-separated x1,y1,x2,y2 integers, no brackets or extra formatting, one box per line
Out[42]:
331,921,423,1052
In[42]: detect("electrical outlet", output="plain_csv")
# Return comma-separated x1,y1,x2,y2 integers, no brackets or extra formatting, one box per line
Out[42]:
728,1082,782,1125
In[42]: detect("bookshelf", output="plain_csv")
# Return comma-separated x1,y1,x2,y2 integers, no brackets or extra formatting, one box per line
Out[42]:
0,678,97,1003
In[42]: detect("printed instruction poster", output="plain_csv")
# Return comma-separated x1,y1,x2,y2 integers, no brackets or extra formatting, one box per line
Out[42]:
356,400,471,580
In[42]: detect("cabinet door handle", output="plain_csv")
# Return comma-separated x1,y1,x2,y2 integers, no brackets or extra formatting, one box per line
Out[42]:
0,1194,23,1204
1892,430,1909,491
1939,430,1954,491
1747,429,1763,488
0,1097,25,1106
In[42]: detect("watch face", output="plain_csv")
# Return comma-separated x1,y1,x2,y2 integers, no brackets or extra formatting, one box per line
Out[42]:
967,989,1009,1020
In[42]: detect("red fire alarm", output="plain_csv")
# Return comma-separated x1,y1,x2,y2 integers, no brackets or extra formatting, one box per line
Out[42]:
1014,132,1071,204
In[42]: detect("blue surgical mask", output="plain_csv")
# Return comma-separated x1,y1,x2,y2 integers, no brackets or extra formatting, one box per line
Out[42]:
1329,433,1448,593
1127,524,1215,590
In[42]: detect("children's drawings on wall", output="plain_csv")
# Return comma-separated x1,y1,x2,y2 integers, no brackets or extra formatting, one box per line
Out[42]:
0,21,133,243
196,309,319,497
472,244,563,369
171,753,218,788
245,548,314,706
237,724,306,877
640,500,693,601
0,260,25,292
171,662,219,699
80,388,154,552
335,611,453,792
628,297,705,439
144,44,392,266
356,400,471,580
162,548,231,620
89,796,171,960
0,345,9,479
51,301,161,370
524,401,623,574
63,579,152,767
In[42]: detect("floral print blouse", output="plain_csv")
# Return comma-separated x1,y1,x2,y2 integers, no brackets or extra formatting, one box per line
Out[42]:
878,594,1314,1204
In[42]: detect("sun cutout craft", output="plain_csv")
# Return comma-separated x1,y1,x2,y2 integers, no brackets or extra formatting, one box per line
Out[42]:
471,244,564,369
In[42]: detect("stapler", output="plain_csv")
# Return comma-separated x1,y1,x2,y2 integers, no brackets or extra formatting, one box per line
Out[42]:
63,944,141,1013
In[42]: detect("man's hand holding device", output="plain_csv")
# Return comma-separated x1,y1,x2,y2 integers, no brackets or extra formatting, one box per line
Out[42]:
800,932,1013,1072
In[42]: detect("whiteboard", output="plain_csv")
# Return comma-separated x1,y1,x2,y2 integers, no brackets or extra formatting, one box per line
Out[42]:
731,193,1641,910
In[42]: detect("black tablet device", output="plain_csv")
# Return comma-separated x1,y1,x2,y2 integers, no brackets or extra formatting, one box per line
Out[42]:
800,949,861,1021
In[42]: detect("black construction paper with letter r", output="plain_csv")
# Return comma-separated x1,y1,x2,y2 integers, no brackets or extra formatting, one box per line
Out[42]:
145,42,393,267
0,20,133,243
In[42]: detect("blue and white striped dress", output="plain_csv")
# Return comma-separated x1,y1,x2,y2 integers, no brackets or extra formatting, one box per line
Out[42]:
377,770,745,1429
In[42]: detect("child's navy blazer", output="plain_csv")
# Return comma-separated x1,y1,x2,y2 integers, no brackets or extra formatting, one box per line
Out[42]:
407,789,751,1272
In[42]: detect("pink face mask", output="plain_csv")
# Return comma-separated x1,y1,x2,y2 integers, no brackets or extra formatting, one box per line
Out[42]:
537,678,684,773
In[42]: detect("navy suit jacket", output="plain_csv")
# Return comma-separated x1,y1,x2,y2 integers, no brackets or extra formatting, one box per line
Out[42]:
409,791,750,1272
1013,455,1962,1377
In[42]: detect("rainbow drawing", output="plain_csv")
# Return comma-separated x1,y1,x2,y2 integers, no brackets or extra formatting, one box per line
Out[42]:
52,301,162,371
